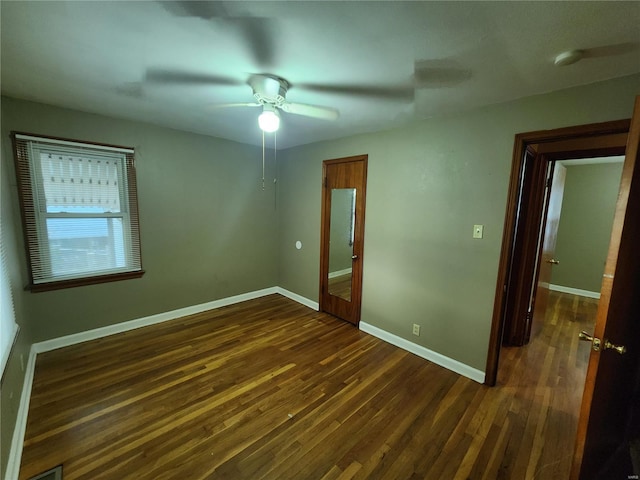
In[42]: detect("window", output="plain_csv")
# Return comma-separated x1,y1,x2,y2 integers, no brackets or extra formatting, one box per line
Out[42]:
12,132,144,291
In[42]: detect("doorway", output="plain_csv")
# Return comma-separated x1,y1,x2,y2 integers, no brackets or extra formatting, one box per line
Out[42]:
494,156,624,476
548,158,624,300
516,157,624,345
486,119,629,383
485,103,640,479
319,154,368,325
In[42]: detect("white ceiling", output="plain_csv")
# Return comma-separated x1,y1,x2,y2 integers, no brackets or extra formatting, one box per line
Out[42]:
2,1,639,149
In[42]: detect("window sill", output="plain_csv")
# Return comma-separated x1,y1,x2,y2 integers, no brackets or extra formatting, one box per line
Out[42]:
27,270,145,293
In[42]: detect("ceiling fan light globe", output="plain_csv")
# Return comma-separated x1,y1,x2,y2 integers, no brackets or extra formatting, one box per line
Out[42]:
258,110,280,132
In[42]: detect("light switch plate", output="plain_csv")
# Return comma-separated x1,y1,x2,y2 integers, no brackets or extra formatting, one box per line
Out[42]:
473,224,484,239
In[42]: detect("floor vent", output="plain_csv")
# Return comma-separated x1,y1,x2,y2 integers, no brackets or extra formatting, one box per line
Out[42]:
28,465,62,480
631,438,640,475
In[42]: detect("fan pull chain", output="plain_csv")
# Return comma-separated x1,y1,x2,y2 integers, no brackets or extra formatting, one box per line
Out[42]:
262,129,265,190
274,131,277,209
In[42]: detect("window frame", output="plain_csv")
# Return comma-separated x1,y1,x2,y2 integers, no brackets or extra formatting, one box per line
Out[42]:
11,132,144,292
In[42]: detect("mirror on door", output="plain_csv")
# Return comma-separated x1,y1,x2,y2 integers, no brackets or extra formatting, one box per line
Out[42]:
328,188,356,302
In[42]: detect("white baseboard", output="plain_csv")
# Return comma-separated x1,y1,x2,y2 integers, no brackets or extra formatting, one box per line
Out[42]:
549,284,600,299
33,287,280,354
328,268,352,279
5,346,37,480
4,286,318,480
359,321,485,384
13,287,499,480
31,287,319,355
275,287,319,311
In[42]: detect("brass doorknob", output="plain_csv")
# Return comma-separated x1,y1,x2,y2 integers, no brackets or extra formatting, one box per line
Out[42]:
546,259,560,265
579,331,626,354
578,331,593,341
604,340,627,355
579,331,601,351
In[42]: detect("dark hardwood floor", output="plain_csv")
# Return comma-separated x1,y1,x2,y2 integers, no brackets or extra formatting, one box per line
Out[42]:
19,291,596,479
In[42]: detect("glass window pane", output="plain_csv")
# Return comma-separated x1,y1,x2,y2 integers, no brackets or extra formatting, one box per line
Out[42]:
39,152,122,214
46,218,126,277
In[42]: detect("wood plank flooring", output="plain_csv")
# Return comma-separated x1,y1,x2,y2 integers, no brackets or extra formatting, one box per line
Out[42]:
328,273,352,301
19,291,597,480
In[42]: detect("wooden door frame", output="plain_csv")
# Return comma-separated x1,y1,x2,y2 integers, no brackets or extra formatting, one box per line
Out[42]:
527,159,566,344
501,147,552,347
485,119,630,387
319,154,368,325
571,97,640,479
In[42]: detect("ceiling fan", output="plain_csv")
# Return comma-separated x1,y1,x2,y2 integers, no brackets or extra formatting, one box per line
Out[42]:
151,0,414,133
218,73,341,132
151,1,469,132
144,70,341,132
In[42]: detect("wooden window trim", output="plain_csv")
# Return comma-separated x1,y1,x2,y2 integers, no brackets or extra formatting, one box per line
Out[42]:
28,270,145,293
11,131,145,292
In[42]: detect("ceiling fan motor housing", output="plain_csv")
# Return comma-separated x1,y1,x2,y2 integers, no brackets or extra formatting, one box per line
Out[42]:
251,74,289,107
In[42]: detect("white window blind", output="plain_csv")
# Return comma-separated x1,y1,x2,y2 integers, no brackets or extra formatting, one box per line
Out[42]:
13,133,143,290
1,229,19,376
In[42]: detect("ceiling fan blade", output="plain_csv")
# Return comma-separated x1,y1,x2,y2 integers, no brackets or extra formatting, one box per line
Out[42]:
208,102,262,110
232,18,277,69
114,82,144,98
280,102,339,121
161,1,276,69
145,69,242,86
297,83,414,101
160,1,229,19
413,60,472,88
582,42,638,59
413,68,472,88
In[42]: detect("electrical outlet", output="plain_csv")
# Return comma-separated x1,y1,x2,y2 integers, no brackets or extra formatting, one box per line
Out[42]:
412,324,420,336
473,224,484,239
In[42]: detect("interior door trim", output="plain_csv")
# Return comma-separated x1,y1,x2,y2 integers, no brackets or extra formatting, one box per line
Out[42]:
485,119,630,387
319,154,368,325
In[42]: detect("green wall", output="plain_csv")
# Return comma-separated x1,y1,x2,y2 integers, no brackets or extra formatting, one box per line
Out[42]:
0,97,278,476
1,74,638,476
551,162,623,293
1,132,32,478
277,74,640,372
1,97,279,344
1,97,281,476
